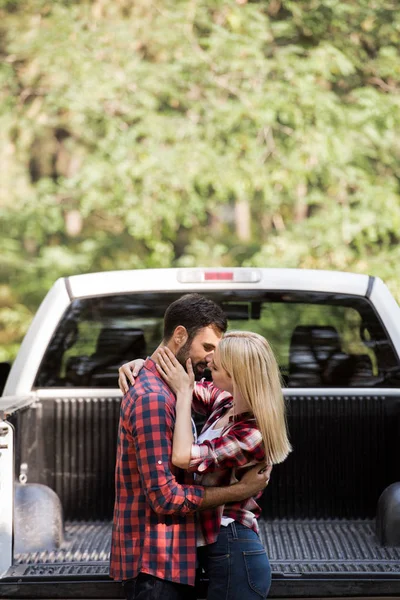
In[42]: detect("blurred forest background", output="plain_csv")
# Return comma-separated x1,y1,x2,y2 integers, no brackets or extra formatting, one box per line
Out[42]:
1,0,400,362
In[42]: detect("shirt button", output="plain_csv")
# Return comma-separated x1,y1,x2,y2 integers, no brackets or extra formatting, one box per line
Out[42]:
158,460,162,465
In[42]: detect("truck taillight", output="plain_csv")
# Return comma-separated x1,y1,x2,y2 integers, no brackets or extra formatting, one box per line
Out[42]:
178,269,261,283
204,272,234,281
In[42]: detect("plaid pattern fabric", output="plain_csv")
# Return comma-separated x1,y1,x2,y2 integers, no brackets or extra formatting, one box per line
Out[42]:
190,381,267,546
110,358,204,586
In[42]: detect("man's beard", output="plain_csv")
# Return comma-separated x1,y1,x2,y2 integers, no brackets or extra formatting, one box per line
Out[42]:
175,339,209,381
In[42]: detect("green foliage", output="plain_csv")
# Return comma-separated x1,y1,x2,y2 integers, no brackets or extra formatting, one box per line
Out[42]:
1,0,400,361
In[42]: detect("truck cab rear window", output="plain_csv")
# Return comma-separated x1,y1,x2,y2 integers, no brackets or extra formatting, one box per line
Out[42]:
34,291,400,388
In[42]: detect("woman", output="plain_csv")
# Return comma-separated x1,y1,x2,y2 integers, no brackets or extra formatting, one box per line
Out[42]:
124,331,291,599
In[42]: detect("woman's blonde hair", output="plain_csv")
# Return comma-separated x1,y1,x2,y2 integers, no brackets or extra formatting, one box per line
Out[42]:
217,331,291,464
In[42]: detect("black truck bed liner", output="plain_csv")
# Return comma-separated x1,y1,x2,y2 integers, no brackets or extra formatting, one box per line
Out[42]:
11,518,400,576
6,393,400,596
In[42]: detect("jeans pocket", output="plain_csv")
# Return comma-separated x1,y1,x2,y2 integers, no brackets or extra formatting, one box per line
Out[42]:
202,534,230,563
243,549,271,598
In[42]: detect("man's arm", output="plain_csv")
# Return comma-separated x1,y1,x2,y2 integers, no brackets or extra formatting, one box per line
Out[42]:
130,390,270,515
200,463,272,510
131,390,204,515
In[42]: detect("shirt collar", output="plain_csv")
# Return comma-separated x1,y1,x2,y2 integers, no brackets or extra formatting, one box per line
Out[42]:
144,356,160,377
143,356,166,390
144,357,176,395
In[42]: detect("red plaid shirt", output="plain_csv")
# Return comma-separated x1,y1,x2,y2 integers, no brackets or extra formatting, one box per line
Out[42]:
110,358,204,586
190,381,266,546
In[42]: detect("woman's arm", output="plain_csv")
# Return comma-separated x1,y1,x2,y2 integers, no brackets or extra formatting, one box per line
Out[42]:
118,358,145,393
188,425,266,475
173,389,193,468
157,348,195,469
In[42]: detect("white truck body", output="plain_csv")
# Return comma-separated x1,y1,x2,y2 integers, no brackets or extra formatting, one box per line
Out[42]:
1,267,400,598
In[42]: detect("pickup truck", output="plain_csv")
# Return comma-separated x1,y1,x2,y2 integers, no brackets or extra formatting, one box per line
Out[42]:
1,267,400,599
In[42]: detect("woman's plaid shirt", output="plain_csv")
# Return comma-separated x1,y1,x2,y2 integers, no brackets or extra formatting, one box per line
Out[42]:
190,381,267,546
109,358,204,586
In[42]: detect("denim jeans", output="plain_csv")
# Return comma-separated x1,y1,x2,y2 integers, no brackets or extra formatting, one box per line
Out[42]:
198,522,271,600
122,572,197,600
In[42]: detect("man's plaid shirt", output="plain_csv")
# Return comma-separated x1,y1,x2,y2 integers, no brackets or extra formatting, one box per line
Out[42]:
109,358,204,586
190,381,266,546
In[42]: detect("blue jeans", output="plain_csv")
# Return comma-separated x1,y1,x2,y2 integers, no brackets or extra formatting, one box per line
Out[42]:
198,522,271,600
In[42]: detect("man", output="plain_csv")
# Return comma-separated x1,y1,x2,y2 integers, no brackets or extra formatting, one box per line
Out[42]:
110,294,270,600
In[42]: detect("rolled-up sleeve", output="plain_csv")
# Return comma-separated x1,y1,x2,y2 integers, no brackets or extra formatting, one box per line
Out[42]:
188,425,265,474
131,392,204,514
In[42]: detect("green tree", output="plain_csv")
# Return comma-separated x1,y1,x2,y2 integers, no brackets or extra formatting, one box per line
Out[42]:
1,0,399,361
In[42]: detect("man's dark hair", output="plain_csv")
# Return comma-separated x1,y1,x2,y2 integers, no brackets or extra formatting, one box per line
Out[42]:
163,294,227,342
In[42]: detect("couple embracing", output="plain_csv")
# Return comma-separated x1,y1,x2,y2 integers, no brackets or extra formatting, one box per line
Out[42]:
110,293,291,600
